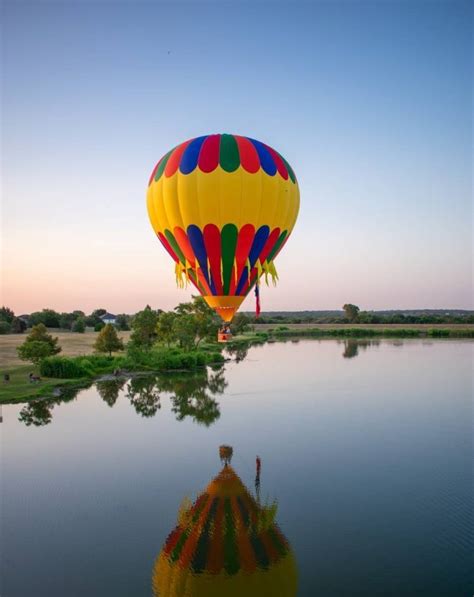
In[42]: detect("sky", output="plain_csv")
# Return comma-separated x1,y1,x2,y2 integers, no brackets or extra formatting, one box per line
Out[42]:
2,0,472,314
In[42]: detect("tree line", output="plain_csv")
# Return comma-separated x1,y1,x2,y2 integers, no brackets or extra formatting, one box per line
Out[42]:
14,297,251,367
252,304,474,324
0,306,131,334
2,301,472,338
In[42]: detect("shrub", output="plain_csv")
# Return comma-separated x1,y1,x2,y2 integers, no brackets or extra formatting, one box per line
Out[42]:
94,322,105,332
428,329,450,337
180,353,197,369
0,321,10,334
195,352,207,366
39,354,121,378
17,324,62,364
40,356,89,378
206,352,225,364
156,353,183,370
72,318,86,333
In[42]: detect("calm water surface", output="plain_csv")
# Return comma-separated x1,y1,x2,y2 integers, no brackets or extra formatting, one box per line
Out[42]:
2,339,473,596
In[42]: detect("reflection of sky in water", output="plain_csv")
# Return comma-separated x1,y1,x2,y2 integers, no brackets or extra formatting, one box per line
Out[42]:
2,339,473,596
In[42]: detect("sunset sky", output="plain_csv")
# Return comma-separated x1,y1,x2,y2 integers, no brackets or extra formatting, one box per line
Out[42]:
2,1,472,314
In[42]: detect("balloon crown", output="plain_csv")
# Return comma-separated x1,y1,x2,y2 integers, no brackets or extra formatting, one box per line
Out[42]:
148,133,297,185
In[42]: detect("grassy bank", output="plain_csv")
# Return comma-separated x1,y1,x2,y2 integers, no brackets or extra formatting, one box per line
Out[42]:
0,347,225,404
0,365,89,404
253,322,474,333
261,326,474,339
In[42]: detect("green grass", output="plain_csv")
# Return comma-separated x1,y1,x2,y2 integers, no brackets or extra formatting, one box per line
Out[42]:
0,365,83,404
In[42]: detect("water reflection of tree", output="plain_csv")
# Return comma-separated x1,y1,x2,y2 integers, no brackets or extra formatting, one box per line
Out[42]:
225,343,249,363
156,368,227,426
18,399,55,426
18,382,91,426
96,378,126,407
18,366,229,428
343,339,359,358
126,377,161,418
342,339,380,359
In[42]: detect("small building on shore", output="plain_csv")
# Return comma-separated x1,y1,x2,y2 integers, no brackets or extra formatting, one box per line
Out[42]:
100,313,117,326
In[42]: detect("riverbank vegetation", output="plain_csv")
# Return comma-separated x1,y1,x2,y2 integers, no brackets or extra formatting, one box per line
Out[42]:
1,298,226,402
256,326,474,339
1,297,473,403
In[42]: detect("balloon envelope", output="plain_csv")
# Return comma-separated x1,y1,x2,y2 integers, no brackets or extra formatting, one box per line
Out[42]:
147,134,300,321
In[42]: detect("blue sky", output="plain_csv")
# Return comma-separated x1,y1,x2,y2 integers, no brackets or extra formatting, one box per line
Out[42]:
2,0,472,313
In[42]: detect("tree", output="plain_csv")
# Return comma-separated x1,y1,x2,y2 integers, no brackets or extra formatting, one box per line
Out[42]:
72,317,86,333
58,311,85,330
94,324,124,356
10,317,27,333
156,311,177,346
130,305,159,349
172,313,198,350
0,321,10,334
28,309,61,328
343,304,360,323
59,313,74,330
231,313,250,335
0,306,15,324
174,296,219,347
189,297,219,345
115,314,130,331
18,341,55,363
17,323,61,364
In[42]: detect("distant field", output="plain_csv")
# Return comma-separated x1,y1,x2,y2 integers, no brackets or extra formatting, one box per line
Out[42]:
0,330,132,369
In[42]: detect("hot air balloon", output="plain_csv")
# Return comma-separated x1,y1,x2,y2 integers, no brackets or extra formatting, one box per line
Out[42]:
146,134,300,333
152,446,297,596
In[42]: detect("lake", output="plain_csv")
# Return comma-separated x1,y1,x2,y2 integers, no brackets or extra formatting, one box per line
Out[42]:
2,339,473,596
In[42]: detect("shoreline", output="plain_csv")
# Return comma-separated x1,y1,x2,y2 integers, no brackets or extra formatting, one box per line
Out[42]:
2,329,473,404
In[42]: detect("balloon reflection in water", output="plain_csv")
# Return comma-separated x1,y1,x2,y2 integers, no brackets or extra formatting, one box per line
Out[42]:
153,447,297,596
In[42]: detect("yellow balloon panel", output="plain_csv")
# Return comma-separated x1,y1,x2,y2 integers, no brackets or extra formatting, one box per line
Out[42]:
148,167,299,234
